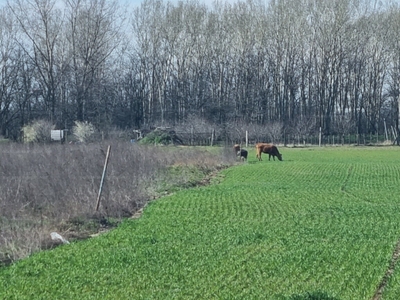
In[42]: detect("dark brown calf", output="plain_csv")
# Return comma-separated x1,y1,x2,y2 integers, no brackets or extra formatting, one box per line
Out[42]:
255,143,282,161
237,149,248,161
233,144,247,161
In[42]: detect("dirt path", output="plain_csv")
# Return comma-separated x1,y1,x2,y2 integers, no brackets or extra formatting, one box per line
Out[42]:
372,238,400,299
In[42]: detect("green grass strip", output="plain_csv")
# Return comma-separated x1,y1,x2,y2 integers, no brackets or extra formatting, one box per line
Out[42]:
2,147,400,299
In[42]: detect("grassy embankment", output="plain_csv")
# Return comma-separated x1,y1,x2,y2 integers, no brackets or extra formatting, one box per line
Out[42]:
2,146,400,299
0,142,233,264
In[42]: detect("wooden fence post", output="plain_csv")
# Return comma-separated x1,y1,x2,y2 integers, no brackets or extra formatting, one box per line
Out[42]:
190,126,194,146
318,127,322,147
95,145,111,212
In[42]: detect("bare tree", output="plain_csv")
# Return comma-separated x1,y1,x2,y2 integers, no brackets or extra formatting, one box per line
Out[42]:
8,0,65,123
131,0,166,126
385,3,400,145
64,0,124,123
290,117,316,146
0,7,21,137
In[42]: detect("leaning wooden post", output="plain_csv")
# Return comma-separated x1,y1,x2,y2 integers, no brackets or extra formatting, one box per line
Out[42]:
95,145,111,212
191,126,194,146
384,118,389,141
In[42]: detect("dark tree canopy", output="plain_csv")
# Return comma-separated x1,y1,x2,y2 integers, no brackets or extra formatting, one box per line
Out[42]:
1,0,400,142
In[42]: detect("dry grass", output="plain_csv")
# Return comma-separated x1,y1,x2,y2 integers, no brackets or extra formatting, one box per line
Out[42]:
0,141,236,265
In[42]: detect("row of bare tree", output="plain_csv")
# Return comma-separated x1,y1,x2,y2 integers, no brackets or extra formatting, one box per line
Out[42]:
1,0,400,141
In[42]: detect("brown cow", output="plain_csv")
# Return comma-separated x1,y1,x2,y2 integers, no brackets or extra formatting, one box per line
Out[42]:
255,143,282,161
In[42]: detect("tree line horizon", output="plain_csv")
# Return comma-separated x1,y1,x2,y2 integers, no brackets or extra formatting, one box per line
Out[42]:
0,0,400,142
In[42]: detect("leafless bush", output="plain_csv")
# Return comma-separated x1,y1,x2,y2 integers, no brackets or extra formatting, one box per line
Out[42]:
22,120,55,143
225,121,284,145
72,121,97,143
224,121,264,144
224,120,249,144
175,114,215,133
102,127,132,141
0,141,233,264
174,115,220,143
289,118,316,145
335,114,354,144
265,122,284,144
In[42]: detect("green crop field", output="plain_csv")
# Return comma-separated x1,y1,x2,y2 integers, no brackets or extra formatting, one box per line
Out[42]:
1,146,400,299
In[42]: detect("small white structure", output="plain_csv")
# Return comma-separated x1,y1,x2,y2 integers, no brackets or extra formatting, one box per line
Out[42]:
51,130,64,141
